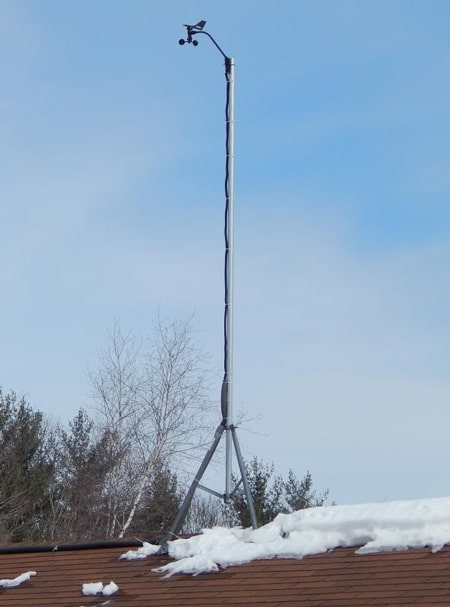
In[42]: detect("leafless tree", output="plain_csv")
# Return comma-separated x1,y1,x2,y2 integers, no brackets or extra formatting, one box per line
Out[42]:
89,317,214,538
181,494,226,534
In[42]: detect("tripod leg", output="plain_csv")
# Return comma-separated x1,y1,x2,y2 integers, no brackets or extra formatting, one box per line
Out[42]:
231,426,258,529
160,424,225,552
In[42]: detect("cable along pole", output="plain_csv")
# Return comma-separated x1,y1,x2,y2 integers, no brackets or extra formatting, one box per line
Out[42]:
165,21,258,541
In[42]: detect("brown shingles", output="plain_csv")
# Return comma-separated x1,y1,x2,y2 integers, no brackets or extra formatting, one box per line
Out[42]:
0,543,449,605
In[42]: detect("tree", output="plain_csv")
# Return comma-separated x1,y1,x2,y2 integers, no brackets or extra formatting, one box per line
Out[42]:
182,494,227,534
284,469,328,511
45,409,118,541
225,457,330,528
0,389,55,542
126,464,181,537
89,317,214,538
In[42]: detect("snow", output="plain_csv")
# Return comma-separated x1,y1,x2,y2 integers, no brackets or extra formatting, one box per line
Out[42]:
82,580,119,596
121,497,450,576
0,570,36,588
82,582,104,596
103,581,119,595
120,541,160,560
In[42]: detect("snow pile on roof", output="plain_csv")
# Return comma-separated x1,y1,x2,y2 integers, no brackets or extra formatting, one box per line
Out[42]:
120,541,160,560
147,497,450,576
103,581,119,596
0,571,36,588
82,582,103,596
82,580,119,596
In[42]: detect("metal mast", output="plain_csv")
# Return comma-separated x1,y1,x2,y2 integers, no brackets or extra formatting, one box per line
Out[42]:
164,21,257,542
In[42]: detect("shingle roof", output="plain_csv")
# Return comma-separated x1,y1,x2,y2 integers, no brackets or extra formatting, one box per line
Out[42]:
1,541,450,606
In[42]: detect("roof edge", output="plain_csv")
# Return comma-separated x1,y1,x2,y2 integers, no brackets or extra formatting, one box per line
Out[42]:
0,538,146,555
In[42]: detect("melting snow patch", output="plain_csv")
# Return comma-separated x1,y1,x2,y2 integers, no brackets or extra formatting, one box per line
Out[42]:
0,571,36,588
102,581,119,596
145,497,450,576
120,541,160,560
82,581,119,596
82,582,104,596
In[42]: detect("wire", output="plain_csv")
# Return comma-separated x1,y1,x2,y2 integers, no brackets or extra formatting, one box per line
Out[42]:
221,58,231,422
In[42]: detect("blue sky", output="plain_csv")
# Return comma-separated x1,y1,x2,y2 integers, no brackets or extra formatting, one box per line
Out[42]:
1,0,450,505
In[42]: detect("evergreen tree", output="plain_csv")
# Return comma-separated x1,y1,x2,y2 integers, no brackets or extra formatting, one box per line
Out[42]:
51,408,117,540
226,457,330,528
0,389,54,542
128,463,181,537
284,469,328,511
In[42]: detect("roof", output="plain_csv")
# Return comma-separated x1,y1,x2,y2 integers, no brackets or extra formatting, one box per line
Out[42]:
2,541,450,606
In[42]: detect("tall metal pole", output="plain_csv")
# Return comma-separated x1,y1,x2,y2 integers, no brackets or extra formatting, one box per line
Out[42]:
224,56,235,498
162,23,257,547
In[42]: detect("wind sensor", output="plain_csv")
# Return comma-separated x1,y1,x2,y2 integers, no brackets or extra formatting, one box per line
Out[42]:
178,20,206,46
164,22,258,543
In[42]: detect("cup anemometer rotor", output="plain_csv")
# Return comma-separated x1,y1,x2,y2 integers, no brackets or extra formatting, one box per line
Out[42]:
178,20,206,46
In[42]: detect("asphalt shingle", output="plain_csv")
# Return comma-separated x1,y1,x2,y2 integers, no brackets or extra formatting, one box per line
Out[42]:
1,542,450,605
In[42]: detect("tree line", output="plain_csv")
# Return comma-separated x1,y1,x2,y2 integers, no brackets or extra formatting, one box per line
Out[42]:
0,318,330,543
